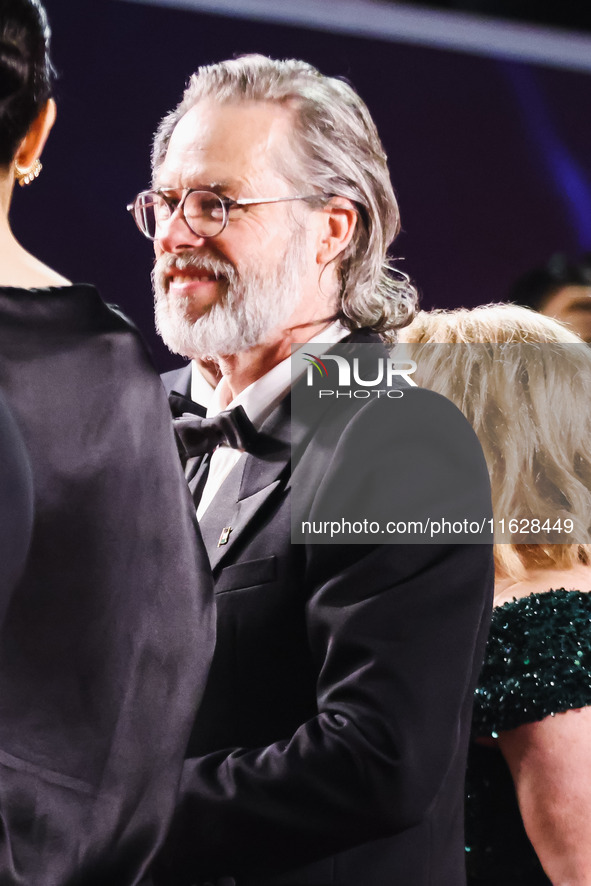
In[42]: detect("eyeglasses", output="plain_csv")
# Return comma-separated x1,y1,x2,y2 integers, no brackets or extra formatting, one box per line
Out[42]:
126,188,327,241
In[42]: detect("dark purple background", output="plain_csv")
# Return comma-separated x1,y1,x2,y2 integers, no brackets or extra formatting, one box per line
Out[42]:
10,0,591,371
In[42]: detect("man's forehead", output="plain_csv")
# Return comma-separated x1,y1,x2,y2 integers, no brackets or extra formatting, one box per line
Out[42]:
157,99,294,188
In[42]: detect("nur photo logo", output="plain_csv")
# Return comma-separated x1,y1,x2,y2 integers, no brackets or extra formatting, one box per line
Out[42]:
301,351,417,399
302,353,329,377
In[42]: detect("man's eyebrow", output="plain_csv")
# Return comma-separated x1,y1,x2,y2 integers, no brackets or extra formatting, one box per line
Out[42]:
208,181,236,191
153,180,241,194
204,180,244,196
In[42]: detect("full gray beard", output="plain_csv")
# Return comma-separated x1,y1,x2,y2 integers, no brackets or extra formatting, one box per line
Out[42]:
152,239,305,360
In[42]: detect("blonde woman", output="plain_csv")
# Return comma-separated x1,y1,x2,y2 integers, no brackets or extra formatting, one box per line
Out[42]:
399,304,591,886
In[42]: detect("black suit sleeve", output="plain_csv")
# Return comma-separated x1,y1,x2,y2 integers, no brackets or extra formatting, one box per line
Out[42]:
155,389,494,880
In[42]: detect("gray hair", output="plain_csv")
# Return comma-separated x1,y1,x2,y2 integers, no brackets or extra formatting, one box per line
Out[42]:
151,54,417,340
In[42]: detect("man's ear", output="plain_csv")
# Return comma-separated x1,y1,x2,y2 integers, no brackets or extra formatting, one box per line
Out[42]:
14,99,56,171
315,197,358,266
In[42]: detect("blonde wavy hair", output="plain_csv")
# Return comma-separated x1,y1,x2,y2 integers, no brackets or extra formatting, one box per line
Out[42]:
399,304,591,580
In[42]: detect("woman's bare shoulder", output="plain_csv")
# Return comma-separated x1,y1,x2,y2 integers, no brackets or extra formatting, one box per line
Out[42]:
494,565,591,607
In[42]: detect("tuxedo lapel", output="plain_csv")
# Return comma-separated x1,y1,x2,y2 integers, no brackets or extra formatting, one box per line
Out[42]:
186,454,209,496
200,398,293,570
239,394,291,500
163,364,205,483
161,363,192,398
199,464,284,570
198,455,248,565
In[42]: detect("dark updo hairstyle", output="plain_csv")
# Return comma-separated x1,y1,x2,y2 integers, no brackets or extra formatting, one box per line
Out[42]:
0,0,54,167
509,253,591,312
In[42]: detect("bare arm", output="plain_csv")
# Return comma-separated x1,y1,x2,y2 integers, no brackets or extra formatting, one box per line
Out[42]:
499,706,591,886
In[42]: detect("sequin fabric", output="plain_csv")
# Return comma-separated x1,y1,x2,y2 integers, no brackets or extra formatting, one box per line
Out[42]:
465,589,591,885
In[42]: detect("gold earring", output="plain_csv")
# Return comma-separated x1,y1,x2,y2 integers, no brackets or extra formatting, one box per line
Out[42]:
14,159,42,187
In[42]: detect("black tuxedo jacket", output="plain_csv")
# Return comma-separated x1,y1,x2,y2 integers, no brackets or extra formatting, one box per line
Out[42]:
157,332,494,886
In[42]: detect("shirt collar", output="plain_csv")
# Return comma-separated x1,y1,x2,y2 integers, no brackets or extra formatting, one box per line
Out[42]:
190,362,217,409
206,320,349,428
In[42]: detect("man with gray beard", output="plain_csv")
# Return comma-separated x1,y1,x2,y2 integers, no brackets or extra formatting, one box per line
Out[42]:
127,55,494,886
153,225,309,359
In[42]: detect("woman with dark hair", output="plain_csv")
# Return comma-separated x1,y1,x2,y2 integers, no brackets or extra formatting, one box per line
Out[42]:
0,2,213,884
0,0,64,283
509,253,591,342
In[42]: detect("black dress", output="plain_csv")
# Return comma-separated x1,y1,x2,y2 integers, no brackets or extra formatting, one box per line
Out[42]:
0,388,33,620
0,285,214,885
465,589,591,885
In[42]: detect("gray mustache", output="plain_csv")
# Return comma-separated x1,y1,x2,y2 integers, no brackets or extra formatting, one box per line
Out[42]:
156,252,236,279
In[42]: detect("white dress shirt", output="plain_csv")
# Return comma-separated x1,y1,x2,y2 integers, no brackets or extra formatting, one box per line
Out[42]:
190,363,217,410
196,323,348,519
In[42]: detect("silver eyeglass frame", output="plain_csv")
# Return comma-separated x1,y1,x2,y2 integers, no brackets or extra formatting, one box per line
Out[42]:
126,188,330,241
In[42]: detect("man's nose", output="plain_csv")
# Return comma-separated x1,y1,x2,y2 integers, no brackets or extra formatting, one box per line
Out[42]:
155,208,208,254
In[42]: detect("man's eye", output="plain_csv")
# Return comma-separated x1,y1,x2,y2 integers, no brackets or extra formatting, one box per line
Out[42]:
154,200,173,221
197,197,225,220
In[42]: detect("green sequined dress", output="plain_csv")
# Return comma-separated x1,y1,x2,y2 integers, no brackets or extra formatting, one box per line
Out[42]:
465,589,591,885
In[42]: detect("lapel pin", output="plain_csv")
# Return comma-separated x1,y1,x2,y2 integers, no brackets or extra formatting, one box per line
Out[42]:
218,526,232,547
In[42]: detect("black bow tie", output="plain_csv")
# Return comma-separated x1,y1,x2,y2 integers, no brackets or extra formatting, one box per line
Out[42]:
173,404,258,458
168,390,207,420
